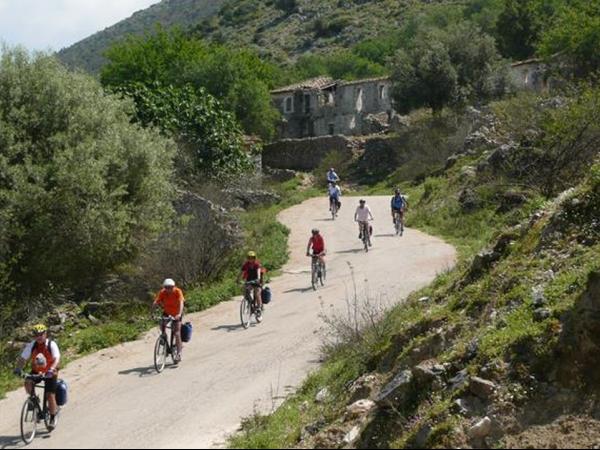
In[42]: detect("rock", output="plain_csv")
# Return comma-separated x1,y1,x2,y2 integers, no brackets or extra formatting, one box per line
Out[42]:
83,302,119,318
449,369,469,391
459,188,480,212
49,325,63,335
459,166,477,181
445,154,460,170
87,315,101,325
263,166,296,182
414,424,432,447
498,191,528,212
468,250,501,278
534,307,552,321
418,296,431,304
348,374,378,403
48,311,68,326
412,360,446,386
532,286,547,307
224,188,281,209
389,113,410,132
315,387,330,403
345,399,376,420
343,426,361,445
487,143,517,170
452,396,485,417
376,370,414,408
469,377,497,400
468,416,492,439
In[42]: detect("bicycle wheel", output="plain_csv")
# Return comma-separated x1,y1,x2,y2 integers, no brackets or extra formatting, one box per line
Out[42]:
240,296,252,329
154,335,167,373
395,216,401,236
319,262,326,286
331,202,337,220
20,398,37,444
311,262,318,290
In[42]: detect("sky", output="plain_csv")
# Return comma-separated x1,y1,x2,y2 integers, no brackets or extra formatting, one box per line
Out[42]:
0,0,160,52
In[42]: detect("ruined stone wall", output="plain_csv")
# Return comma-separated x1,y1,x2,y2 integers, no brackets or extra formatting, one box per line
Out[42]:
262,135,354,170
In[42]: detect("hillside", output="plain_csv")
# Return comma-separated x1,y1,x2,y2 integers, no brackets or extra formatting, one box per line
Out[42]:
56,0,227,73
57,0,480,74
229,91,600,448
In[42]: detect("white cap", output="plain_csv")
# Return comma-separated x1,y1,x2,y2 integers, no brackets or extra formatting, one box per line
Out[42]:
163,278,176,287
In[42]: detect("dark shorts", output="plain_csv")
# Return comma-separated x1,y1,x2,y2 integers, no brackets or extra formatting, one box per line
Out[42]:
392,207,404,217
29,373,58,395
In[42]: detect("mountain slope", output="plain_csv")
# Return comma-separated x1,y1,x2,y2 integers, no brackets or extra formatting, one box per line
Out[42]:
57,0,227,73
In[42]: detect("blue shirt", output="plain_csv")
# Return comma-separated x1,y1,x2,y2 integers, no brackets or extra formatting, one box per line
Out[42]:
391,195,405,209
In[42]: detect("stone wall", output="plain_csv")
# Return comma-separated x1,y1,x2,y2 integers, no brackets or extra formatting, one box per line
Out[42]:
263,135,355,170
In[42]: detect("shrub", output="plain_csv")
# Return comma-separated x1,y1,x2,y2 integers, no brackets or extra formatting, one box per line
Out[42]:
0,47,174,321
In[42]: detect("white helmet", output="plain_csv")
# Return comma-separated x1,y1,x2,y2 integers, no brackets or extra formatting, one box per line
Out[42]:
163,278,176,287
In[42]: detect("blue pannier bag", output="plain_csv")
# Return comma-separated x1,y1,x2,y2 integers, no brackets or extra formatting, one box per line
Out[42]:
181,322,193,343
56,379,68,406
262,286,272,304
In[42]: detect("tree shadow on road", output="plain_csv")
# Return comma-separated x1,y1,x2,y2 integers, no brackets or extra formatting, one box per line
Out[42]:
282,287,315,294
211,324,245,332
335,248,365,254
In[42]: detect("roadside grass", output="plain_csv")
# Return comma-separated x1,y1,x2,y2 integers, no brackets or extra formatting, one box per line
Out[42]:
0,176,320,400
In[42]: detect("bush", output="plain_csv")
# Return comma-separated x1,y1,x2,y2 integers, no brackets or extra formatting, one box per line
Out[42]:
0,47,175,332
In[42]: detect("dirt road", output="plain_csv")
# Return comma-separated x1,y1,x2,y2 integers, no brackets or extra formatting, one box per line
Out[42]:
0,196,455,449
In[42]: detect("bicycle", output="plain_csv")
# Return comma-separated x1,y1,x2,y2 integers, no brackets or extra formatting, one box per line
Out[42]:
358,220,373,252
330,197,338,220
310,254,326,290
393,210,404,236
154,315,180,373
19,374,59,444
240,280,263,329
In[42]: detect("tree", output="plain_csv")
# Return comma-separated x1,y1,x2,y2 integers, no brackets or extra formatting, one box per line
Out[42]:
538,2,600,77
117,82,251,177
495,0,540,60
390,24,509,114
101,27,281,140
0,47,175,304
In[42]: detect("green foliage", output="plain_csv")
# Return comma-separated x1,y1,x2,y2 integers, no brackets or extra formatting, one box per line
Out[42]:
0,47,174,307
538,1,600,77
293,50,387,81
495,0,542,60
115,82,250,177
101,27,281,139
391,23,509,114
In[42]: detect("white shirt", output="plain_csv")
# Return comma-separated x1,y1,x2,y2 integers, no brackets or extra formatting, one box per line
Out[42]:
327,171,339,182
328,186,342,197
21,339,61,361
355,205,373,222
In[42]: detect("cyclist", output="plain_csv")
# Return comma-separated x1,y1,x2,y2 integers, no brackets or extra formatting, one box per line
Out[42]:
328,182,342,214
239,251,265,318
354,199,374,242
153,278,185,363
306,228,326,269
13,324,61,430
391,188,408,230
326,168,340,185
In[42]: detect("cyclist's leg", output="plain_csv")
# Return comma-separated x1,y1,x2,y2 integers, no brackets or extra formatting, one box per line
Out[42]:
174,319,183,357
44,377,58,416
255,286,263,309
24,380,33,396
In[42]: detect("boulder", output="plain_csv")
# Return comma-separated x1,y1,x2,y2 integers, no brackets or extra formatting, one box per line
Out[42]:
469,377,497,400
459,188,480,212
262,166,296,182
412,360,446,386
376,370,414,408
343,426,361,445
449,369,470,391
345,399,376,420
348,374,379,403
414,424,433,448
315,387,330,403
223,188,281,209
468,416,492,439
533,307,552,322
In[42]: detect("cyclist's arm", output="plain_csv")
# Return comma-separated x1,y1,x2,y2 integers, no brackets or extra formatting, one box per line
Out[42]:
49,342,61,372
306,238,313,256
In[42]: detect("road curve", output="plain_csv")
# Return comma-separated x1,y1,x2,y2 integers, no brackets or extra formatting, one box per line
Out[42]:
0,196,456,449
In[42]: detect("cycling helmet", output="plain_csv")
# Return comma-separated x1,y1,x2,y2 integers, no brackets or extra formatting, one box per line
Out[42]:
32,324,47,335
248,251,257,258
395,188,401,195
312,228,320,235
359,199,366,204
163,278,176,288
